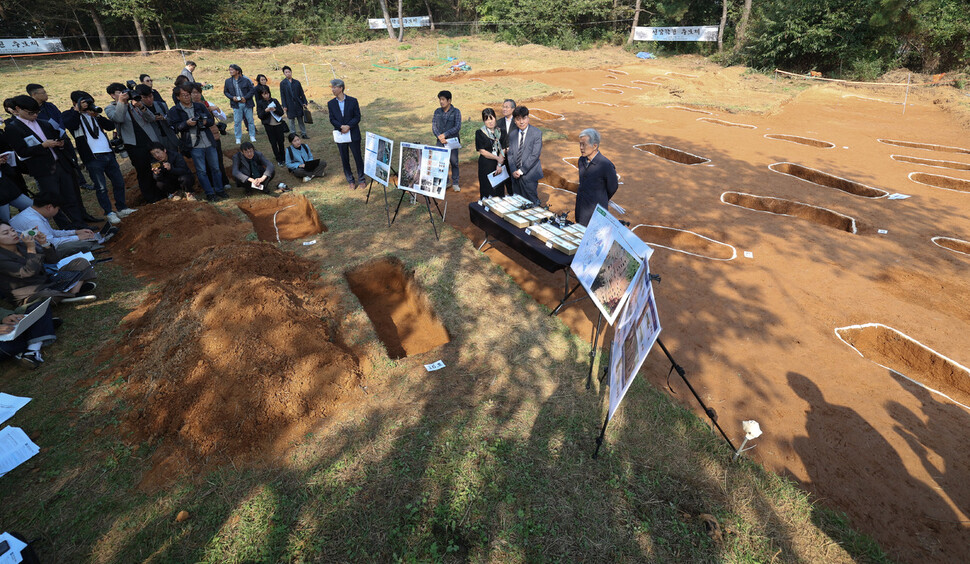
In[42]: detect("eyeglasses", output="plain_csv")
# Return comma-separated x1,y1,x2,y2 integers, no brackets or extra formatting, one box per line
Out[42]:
145,79,153,82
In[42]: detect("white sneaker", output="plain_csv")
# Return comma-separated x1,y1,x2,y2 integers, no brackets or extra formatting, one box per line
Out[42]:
116,208,137,217
236,138,242,144
250,136,256,142
453,184,460,192
106,212,121,225
303,176,312,183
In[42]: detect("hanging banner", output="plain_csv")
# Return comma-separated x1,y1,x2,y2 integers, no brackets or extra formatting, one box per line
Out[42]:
570,205,652,326
608,265,662,420
364,132,394,186
368,17,431,30
0,38,66,55
633,26,719,42
397,142,451,200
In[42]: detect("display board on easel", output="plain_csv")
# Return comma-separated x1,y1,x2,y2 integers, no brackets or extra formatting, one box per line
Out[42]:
397,142,451,200
364,131,393,186
608,264,661,420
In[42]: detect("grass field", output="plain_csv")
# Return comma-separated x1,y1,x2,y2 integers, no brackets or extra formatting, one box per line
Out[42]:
0,37,891,562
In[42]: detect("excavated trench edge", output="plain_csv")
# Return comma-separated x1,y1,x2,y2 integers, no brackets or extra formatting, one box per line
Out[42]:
842,94,898,105
528,108,565,121
698,117,757,129
665,71,698,78
908,172,970,193
931,236,970,256
769,162,888,198
891,154,970,171
592,88,623,94
634,143,711,165
720,191,858,233
878,138,970,155
835,323,970,412
631,80,663,87
666,105,713,115
578,101,619,107
603,83,641,90
764,134,835,149
632,224,736,261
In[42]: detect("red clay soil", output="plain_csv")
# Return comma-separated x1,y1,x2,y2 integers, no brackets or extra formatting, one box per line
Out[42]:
114,242,361,490
236,192,327,242
108,199,249,279
345,256,450,359
442,64,970,562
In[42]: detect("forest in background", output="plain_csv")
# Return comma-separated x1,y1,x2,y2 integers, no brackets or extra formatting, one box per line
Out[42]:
0,0,967,79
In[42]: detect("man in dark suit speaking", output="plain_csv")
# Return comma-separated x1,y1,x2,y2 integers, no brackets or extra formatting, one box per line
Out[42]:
327,79,366,190
575,128,619,226
507,106,543,205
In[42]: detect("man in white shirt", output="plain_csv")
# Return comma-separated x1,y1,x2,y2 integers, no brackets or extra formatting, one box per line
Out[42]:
10,194,100,259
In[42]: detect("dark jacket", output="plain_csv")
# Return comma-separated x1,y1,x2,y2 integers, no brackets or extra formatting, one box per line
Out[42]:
2,118,73,178
575,153,619,226
497,115,514,151
152,151,192,179
256,98,287,127
223,76,256,109
61,109,117,162
166,102,216,152
231,150,275,183
37,101,63,130
327,96,362,142
0,241,59,304
279,78,307,119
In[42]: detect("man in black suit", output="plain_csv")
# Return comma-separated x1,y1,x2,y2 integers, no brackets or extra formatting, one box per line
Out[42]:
507,106,543,205
3,95,87,228
497,98,515,152
575,128,618,226
327,79,366,189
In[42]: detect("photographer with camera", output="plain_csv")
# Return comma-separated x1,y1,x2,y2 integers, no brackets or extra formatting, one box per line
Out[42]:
167,85,226,201
105,82,163,204
2,95,88,229
62,90,134,225
134,84,179,155
189,83,232,191
148,142,194,200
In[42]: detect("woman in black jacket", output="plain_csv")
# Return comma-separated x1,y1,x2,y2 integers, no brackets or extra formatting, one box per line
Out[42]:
255,85,288,166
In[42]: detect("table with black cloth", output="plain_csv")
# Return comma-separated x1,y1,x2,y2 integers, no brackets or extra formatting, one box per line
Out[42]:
468,201,582,315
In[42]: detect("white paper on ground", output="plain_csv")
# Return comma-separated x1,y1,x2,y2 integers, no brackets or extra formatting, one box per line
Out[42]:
887,193,911,200
0,299,50,343
424,360,446,371
55,251,95,270
332,130,352,143
443,137,461,149
0,531,27,564
487,165,509,187
878,229,888,234
743,251,754,258
0,426,40,478
302,240,317,246
0,394,30,426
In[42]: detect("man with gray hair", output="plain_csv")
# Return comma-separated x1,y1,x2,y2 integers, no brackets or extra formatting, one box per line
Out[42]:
498,98,515,151
327,79,366,189
575,128,618,226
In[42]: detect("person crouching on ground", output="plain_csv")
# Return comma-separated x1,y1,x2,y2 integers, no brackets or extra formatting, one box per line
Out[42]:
0,222,96,306
232,142,284,195
0,302,58,369
284,133,327,182
9,194,101,260
149,142,195,200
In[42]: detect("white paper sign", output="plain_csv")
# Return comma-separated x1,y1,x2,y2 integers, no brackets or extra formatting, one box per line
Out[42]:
608,265,661,420
424,360,446,371
633,26,719,42
487,165,509,187
0,37,66,55
364,131,394,187
368,16,431,29
397,142,451,200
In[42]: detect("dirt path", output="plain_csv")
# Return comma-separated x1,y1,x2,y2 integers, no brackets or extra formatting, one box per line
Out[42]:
441,64,970,563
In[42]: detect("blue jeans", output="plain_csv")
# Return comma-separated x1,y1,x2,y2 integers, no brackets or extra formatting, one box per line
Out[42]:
233,106,255,140
0,194,33,222
86,152,127,214
190,146,222,195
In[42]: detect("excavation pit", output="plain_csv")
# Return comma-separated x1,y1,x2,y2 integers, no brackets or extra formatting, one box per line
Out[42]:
836,324,970,409
603,83,640,90
528,108,564,121
592,88,623,94
634,143,710,165
769,162,888,198
908,172,970,193
666,105,713,115
932,236,970,256
632,225,736,261
764,134,835,149
631,80,662,87
698,117,756,129
878,138,970,154
666,71,697,78
237,193,327,242
891,155,970,171
721,191,858,233
541,169,579,192
606,68,628,75
344,256,450,360
578,101,619,107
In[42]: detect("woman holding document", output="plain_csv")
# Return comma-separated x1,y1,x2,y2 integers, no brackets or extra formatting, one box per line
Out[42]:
256,86,288,166
476,108,508,199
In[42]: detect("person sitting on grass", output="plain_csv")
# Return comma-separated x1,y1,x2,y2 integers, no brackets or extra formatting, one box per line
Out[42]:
9,194,102,260
0,222,96,306
0,302,58,369
148,142,195,200
284,132,327,182
232,142,285,195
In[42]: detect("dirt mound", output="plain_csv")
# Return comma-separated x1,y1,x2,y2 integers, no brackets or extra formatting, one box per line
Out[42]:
116,242,361,489
237,192,327,242
109,199,249,279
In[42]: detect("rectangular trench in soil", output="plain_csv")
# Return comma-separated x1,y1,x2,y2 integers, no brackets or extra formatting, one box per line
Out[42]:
345,257,450,360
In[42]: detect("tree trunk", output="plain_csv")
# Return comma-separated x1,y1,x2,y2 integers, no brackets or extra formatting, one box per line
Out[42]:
90,9,109,53
627,0,643,45
132,14,148,53
718,0,729,52
734,0,752,52
72,10,96,55
158,21,171,50
397,0,404,41
424,0,435,32
378,0,395,39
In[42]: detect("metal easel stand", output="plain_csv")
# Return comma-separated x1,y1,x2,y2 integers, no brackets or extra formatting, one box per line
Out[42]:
364,165,397,228
390,189,445,241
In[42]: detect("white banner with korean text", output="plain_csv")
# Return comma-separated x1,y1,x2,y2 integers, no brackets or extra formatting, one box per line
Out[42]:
368,17,431,30
0,38,66,55
633,26,719,42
